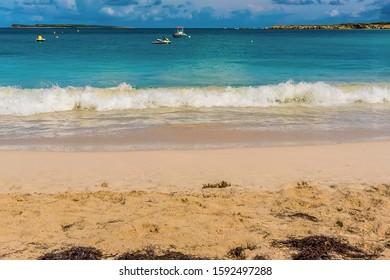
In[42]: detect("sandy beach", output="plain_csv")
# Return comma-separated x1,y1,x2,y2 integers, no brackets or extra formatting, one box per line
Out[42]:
1,141,390,259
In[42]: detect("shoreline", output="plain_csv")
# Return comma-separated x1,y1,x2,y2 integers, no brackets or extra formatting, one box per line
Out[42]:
1,141,390,194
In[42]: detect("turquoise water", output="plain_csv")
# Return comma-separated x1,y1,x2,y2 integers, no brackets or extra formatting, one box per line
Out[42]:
1,28,390,150
1,28,390,87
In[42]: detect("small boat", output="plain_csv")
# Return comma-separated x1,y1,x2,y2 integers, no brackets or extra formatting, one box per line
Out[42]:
172,26,188,38
36,34,46,42
152,37,171,44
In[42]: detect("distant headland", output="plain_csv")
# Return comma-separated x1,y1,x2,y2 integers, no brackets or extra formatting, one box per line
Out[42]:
268,22,390,30
10,22,390,30
10,24,132,29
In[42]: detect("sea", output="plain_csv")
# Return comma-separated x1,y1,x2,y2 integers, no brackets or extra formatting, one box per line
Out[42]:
0,28,390,151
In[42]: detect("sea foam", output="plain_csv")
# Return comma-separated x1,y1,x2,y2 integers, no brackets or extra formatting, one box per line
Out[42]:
0,81,389,116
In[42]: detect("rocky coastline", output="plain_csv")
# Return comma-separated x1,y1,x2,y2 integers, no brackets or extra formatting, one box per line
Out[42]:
268,22,390,30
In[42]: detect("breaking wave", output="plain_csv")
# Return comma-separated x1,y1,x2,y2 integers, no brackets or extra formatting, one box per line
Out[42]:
1,81,389,116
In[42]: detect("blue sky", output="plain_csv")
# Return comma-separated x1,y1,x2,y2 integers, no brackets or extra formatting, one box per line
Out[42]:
0,0,389,27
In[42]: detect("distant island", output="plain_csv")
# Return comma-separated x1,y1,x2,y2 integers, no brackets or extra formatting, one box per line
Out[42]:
268,22,390,30
10,24,132,29
10,22,390,30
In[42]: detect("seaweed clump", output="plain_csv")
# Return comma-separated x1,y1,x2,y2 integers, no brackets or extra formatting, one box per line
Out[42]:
226,246,247,260
278,212,319,222
226,243,257,260
202,181,231,189
116,247,207,260
273,235,380,260
38,246,103,260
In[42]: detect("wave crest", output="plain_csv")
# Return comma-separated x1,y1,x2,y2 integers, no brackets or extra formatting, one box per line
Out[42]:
1,81,389,116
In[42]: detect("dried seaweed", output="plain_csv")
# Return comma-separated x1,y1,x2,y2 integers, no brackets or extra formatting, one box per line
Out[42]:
116,247,207,260
38,246,102,260
273,235,380,260
286,212,319,222
226,243,257,260
226,246,247,260
202,181,231,189
253,255,268,260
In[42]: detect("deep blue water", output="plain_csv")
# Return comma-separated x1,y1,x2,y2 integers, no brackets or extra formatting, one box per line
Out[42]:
1,28,390,88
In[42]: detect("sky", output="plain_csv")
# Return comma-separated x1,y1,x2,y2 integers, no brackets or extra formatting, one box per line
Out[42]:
0,0,389,28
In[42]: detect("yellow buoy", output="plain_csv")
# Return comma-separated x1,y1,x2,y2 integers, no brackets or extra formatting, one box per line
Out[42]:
56,36,59,39
36,34,46,42
54,31,56,34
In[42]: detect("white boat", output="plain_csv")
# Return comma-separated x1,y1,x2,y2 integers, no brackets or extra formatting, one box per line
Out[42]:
172,26,188,38
152,37,171,44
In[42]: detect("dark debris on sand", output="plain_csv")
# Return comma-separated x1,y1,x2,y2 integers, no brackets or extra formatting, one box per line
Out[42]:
253,254,268,260
284,212,319,222
226,243,258,260
202,181,231,189
115,247,208,260
275,211,319,222
226,246,247,260
36,235,383,260
272,235,381,260
38,246,103,260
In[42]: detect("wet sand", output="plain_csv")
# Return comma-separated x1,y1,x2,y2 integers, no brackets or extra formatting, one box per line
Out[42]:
0,142,390,259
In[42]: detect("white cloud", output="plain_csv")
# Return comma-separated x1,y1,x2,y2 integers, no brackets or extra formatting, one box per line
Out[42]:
329,8,340,17
123,5,135,14
56,0,77,10
352,7,365,18
248,4,264,13
0,0,386,27
101,6,115,15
